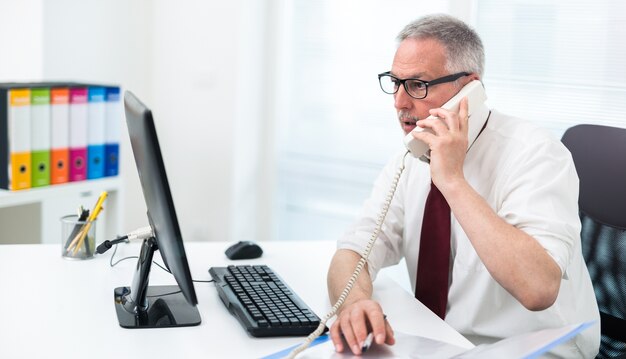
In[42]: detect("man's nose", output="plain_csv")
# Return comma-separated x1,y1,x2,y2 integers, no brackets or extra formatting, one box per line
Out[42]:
394,85,412,110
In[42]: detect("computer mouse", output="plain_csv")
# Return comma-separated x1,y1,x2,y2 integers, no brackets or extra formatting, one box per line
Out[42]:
225,241,263,260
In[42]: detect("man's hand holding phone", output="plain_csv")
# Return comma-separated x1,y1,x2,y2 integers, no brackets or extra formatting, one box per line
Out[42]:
403,80,487,162
412,97,470,190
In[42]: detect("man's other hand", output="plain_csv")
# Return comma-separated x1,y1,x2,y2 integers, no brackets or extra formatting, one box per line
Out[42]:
329,299,395,355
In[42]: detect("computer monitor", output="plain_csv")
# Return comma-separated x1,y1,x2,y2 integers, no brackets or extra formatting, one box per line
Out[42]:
114,91,201,328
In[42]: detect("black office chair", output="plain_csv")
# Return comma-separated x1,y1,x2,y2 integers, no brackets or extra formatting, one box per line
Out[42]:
561,124,626,359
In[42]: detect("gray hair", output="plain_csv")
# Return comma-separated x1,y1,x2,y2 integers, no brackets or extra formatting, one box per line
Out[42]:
397,14,485,79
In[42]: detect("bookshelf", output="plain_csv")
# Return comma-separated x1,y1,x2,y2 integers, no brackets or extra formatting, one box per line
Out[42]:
0,177,123,245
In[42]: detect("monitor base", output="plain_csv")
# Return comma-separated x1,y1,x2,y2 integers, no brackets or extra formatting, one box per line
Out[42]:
114,285,201,328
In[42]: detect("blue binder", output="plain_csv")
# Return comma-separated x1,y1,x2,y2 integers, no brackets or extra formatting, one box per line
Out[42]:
104,87,121,176
87,86,106,179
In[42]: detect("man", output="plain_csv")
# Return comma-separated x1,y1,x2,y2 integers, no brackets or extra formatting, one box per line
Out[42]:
327,14,600,358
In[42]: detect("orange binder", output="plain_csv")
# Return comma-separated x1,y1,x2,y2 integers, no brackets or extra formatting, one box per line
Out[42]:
50,87,70,184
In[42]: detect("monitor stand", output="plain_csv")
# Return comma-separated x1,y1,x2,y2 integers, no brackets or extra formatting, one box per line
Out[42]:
113,237,201,328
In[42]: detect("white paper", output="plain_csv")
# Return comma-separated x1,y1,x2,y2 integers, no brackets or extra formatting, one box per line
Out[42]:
297,332,468,359
296,321,595,359
453,321,595,359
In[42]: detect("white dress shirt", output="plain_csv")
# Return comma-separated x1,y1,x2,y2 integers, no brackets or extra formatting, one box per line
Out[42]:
337,105,600,358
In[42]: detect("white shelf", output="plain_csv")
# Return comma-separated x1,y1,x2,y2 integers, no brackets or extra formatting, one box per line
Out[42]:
0,177,121,208
0,177,123,244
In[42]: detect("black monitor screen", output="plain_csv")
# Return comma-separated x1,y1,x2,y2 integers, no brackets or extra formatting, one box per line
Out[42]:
114,91,200,328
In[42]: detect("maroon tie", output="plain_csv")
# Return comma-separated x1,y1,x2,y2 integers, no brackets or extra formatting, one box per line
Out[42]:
415,181,451,319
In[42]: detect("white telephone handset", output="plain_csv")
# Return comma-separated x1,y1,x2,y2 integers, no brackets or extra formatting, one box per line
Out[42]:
403,80,487,161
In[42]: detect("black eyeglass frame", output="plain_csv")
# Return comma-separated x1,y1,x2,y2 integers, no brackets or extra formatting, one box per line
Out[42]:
377,71,471,99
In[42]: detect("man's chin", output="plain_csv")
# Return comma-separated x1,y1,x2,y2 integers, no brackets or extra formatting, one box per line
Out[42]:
402,123,416,135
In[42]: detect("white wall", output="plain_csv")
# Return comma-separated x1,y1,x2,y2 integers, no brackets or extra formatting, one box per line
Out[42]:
149,1,243,241
230,1,277,243
0,0,43,80
1,0,251,242
40,0,153,237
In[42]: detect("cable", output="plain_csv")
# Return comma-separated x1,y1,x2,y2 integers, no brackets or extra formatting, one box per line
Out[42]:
96,235,129,255
96,226,154,254
107,237,214,284
286,151,409,359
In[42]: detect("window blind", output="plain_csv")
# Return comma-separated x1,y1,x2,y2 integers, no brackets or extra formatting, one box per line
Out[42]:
272,0,449,240
475,0,626,136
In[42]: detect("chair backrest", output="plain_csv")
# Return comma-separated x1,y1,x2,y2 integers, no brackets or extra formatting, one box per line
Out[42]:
562,124,626,359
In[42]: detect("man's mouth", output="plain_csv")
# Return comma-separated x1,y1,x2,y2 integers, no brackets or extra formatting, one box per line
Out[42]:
399,113,419,134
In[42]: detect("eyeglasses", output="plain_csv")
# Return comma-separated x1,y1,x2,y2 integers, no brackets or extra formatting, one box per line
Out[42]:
377,71,470,99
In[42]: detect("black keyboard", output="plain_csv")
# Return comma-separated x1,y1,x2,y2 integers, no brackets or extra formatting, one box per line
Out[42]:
209,265,325,337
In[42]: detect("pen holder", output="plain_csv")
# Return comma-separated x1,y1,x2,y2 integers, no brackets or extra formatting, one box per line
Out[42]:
61,215,97,260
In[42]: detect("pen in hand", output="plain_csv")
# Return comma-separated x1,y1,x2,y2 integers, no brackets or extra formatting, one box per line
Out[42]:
361,314,387,353
361,332,375,353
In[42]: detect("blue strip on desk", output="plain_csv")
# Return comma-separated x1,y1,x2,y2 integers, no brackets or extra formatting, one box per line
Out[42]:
261,335,330,359
525,321,596,359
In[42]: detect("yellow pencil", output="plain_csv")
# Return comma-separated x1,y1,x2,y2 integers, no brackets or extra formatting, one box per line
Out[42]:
67,191,108,255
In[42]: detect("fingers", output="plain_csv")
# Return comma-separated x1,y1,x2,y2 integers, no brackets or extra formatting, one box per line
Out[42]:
330,300,394,355
372,312,396,345
340,308,366,355
425,95,469,134
329,321,345,352
329,308,364,354
384,318,396,345
412,97,470,150
458,97,469,133
416,114,448,135
420,108,460,136
370,312,395,345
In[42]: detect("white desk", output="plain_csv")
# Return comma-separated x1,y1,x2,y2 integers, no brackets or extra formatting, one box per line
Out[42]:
0,241,473,358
